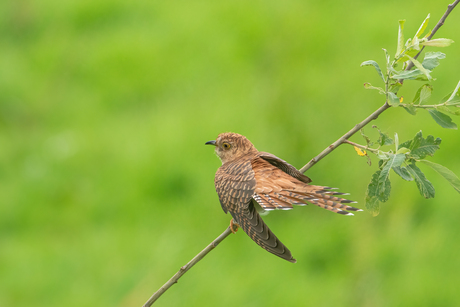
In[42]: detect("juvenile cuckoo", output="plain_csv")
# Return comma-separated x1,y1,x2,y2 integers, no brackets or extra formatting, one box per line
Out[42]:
206,132,361,263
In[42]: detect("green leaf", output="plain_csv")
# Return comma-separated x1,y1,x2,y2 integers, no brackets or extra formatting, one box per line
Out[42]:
423,29,432,39
389,82,402,93
412,36,420,51
441,93,460,105
391,69,427,81
388,92,400,107
365,196,380,217
420,160,460,194
419,84,432,104
361,60,385,82
365,170,381,216
376,156,393,203
396,20,406,57
400,131,422,152
406,163,435,198
363,82,385,94
406,55,432,80
415,14,430,39
396,147,411,154
374,126,394,146
378,154,405,198
397,48,421,64
421,38,454,47
427,109,458,129
377,171,391,202
412,84,432,105
377,150,389,160
422,52,446,70
390,153,406,168
381,153,405,172
412,134,441,159
403,104,417,115
447,80,460,102
399,131,441,159
441,80,460,104
383,49,390,69
437,106,460,116
393,166,413,181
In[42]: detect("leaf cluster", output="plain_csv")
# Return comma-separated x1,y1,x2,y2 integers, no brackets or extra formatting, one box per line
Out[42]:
363,131,460,216
402,81,460,129
361,15,460,129
359,15,460,216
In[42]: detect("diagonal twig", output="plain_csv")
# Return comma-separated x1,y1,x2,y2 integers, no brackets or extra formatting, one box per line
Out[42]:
404,0,460,72
142,226,235,306
299,102,391,173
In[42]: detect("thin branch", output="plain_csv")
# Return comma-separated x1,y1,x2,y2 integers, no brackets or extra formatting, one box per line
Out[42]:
343,140,379,154
142,226,235,307
400,102,460,109
404,0,460,72
143,2,460,305
299,102,391,173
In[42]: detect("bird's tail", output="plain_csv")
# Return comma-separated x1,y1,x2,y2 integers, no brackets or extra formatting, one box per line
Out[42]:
254,185,361,215
232,200,296,263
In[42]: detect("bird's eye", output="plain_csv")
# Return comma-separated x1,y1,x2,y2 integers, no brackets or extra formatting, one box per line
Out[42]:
222,142,231,149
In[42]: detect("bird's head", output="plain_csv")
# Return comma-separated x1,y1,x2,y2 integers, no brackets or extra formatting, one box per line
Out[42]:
206,132,257,164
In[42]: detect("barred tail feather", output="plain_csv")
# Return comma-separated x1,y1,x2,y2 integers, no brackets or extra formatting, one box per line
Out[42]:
253,193,294,211
285,186,362,214
232,200,296,263
252,186,361,215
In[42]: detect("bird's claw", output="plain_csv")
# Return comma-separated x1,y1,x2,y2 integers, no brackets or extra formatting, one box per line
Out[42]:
230,219,239,234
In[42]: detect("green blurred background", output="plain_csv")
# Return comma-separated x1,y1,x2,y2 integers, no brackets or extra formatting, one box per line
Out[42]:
1,0,460,306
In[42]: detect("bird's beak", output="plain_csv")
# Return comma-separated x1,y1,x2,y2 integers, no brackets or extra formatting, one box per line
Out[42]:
205,140,217,146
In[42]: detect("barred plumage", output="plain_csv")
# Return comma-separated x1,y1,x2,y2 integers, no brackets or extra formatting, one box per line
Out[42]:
206,132,361,263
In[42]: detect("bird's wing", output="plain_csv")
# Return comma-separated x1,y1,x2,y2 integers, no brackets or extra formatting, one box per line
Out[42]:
215,158,296,263
215,159,256,214
258,152,312,183
233,199,296,263
252,156,361,215
251,157,301,210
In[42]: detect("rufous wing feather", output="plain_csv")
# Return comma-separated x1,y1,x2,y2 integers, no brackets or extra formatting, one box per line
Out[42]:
251,157,361,215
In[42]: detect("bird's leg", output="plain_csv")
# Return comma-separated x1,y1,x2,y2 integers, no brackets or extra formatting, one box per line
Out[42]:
230,219,240,234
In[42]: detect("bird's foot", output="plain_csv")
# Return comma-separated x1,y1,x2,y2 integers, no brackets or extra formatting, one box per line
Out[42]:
230,219,239,234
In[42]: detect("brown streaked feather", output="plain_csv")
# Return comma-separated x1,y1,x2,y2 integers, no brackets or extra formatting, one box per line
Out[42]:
232,199,296,263
215,158,256,214
215,156,296,262
251,157,360,215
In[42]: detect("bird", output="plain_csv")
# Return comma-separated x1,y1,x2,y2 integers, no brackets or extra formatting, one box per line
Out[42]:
206,132,361,263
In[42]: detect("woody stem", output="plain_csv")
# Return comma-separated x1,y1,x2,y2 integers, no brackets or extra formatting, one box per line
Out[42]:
142,226,236,307
299,102,390,173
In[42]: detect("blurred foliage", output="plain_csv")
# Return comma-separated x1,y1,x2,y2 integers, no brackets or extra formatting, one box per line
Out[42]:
1,0,460,306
